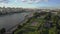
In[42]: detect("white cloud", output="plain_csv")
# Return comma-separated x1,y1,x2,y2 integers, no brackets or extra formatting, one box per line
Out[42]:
21,0,27,2
0,0,9,3
34,0,41,3
44,0,48,2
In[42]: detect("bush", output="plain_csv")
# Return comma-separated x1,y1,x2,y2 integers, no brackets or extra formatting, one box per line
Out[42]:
17,25,23,29
0,28,6,34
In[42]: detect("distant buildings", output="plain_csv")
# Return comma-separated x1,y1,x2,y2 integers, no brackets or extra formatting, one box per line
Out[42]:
0,7,60,15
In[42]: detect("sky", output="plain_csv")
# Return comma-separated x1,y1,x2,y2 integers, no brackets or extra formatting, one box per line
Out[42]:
0,0,60,8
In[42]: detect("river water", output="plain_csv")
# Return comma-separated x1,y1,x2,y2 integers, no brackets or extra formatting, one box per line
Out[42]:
0,12,31,30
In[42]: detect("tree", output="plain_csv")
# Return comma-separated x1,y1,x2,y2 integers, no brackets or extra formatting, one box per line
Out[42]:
17,25,23,29
0,28,6,34
44,12,52,21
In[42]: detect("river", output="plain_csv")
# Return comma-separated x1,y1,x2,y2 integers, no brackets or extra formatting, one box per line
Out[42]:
0,12,31,30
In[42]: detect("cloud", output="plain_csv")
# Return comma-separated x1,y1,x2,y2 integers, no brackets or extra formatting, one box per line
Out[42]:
0,0,9,3
21,0,27,2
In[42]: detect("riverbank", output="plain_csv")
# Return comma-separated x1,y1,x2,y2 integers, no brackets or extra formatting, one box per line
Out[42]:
0,12,33,34
4,12,34,34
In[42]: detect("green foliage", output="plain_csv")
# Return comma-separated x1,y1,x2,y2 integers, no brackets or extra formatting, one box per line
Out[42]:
17,25,23,29
14,12,60,34
0,28,6,34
